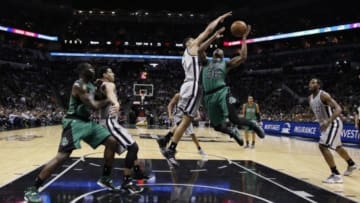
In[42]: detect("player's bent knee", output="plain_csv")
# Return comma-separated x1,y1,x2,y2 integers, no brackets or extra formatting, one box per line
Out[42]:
105,136,118,149
125,143,139,168
128,142,139,154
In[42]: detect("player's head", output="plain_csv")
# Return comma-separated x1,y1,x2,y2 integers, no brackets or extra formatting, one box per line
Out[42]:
183,37,194,48
97,66,115,82
248,96,254,103
309,78,321,93
77,62,95,81
212,48,224,61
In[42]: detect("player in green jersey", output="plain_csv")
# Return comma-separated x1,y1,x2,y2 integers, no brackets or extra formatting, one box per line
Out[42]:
199,25,265,147
242,96,261,148
24,63,119,202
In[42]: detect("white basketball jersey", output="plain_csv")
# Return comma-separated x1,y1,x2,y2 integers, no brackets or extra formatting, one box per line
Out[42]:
182,49,200,83
309,90,341,124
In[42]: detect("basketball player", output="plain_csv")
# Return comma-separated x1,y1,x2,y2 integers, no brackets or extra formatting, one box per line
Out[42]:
242,96,261,148
198,25,265,146
156,92,207,160
94,66,144,194
24,63,119,202
162,11,233,167
308,78,358,183
354,105,359,129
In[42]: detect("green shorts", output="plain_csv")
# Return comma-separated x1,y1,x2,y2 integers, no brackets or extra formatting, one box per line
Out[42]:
58,118,110,152
203,87,229,126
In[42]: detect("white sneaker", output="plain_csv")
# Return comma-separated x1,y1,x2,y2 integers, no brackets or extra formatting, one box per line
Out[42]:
344,164,359,176
198,149,208,161
322,174,343,184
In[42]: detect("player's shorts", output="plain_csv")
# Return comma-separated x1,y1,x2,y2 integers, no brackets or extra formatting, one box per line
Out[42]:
176,81,202,118
203,87,229,126
173,112,194,136
319,119,343,150
98,117,135,154
58,118,110,153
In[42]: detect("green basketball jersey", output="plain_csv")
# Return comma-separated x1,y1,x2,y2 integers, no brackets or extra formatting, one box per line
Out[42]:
202,60,227,92
244,103,257,120
66,80,96,119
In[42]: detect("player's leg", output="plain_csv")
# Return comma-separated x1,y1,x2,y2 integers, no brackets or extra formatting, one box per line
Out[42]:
251,131,256,148
336,146,359,176
331,122,359,176
104,118,143,193
318,123,343,183
244,129,250,148
226,93,265,139
205,90,244,146
156,120,177,150
163,83,201,167
319,145,343,183
163,115,192,166
24,152,71,202
24,118,77,202
87,120,118,190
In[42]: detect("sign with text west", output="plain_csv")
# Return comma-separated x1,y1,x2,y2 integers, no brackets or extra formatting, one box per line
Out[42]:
261,120,359,145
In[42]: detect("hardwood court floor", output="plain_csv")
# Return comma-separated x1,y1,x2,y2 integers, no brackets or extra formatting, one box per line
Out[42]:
0,125,359,202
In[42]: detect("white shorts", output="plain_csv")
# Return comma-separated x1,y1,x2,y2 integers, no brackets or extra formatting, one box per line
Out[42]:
176,81,202,118
98,117,135,154
319,119,343,150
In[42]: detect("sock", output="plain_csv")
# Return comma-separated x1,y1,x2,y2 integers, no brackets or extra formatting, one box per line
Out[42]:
34,176,44,189
252,141,255,146
197,146,201,150
103,165,112,177
165,132,173,141
347,159,355,166
169,142,177,151
330,167,340,175
246,141,249,146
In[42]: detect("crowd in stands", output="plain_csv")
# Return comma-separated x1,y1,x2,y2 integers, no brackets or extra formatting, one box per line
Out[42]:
0,36,359,131
0,3,359,130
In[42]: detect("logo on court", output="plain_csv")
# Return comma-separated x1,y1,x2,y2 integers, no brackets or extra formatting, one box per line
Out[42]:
281,122,291,134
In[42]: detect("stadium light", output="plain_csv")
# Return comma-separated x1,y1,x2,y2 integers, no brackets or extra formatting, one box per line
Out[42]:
50,52,230,60
224,22,360,46
0,24,58,41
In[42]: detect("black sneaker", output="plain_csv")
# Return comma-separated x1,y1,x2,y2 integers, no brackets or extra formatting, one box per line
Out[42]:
251,124,265,139
97,176,116,191
156,136,167,150
230,127,244,146
163,149,179,168
121,179,144,195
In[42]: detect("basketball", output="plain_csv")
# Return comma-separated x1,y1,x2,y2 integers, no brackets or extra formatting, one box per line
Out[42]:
230,20,247,37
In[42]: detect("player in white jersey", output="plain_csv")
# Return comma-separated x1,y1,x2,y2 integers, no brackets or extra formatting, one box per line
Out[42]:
156,92,207,160
162,11,233,167
308,78,358,184
94,66,144,194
